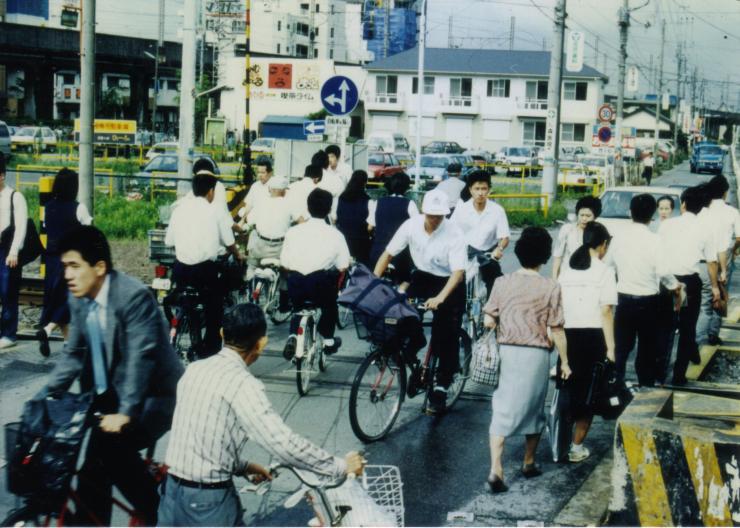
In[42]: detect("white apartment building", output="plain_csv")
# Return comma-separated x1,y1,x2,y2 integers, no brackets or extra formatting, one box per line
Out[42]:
364,47,608,152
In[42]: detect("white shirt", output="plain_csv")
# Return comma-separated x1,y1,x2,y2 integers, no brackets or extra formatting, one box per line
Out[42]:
281,218,350,275
450,199,511,251
367,196,419,227
186,181,232,231
554,223,584,265
91,275,111,332
319,168,344,197
386,215,467,277
76,203,93,225
604,222,678,296
658,212,718,276
244,179,271,211
165,196,235,265
0,186,28,256
558,258,617,328
434,178,467,209
643,156,655,168
247,196,294,240
707,199,740,252
288,178,319,222
322,162,352,194
165,348,346,483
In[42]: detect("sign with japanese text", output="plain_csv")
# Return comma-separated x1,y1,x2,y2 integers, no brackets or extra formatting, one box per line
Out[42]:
627,66,639,92
73,119,137,145
566,31,584,72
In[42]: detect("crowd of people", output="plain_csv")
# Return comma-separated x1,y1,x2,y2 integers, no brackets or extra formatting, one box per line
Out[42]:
0,143,737,524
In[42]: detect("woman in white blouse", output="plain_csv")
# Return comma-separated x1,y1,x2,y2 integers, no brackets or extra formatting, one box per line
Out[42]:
557,221,617,462
552,196,602,279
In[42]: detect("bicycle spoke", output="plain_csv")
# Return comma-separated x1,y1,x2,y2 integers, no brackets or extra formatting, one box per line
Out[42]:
350,353,405,442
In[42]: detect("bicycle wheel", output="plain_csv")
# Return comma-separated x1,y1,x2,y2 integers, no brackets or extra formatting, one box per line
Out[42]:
349,350,406,442
1,506,50,527
295,317,315,396
336,305,353,329
172,313,194,365
268,281,291,325
445,330,472,410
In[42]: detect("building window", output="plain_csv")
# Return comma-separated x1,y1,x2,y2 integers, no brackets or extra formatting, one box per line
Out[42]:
277,20,281,31
376,75,398,103
295,22,309,36
561,123,586,142
523,120,546,147
296,44,309,57
314,48,319,58
563,81,588,101
412,76,435,95
277,43,281,54
525,80,548,101
300,3,309,10
330,27,334,38
329,49,334,59
62,73,76,85
450,78,472,98
316,3,320,12
286,46,291,53
486,79,510,98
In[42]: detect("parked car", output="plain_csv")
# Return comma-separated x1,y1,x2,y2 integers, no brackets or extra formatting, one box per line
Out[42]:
145,141,179,160
0,121,11,159
251,137,276,155
463,149,492,167
11,126,58,153
690,144,724,175
557,161,595,186
134,154,221,190
496,147,538,177
367,152,404,180
367,131,413,159
407,154,458,186
599,186,682,237
579,156,614,185
421,141,465,154
560,145,588,160
450,154,477,178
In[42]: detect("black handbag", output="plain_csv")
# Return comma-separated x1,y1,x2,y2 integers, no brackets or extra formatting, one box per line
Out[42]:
5,392,94,509
586,359,633,420
0,191,43,266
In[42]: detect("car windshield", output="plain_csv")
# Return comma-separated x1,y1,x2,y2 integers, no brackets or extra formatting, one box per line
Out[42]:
15,128,35,137
368,154,385,165
509,148,529,156
394,137,409,150
699,147,723,156
252,138,273,148
601,190,680,219
422,156,449,168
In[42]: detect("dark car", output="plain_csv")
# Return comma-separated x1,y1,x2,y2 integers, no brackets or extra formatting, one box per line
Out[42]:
690,144,724,175
421,141,465,154
134,154,221,190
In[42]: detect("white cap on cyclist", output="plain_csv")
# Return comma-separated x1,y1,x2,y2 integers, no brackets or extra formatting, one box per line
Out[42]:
421,189,450,216
268,176,289,190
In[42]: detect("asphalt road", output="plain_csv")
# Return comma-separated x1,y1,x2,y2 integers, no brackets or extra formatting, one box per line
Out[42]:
0,156,733,526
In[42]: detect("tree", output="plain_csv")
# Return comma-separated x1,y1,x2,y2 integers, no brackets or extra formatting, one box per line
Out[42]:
99,87,123,119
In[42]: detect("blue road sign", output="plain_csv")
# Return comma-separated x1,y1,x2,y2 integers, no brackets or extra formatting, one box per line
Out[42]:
321,76,359,116
303,120,326,135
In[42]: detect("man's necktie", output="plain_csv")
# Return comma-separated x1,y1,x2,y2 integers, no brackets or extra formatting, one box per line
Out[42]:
86,301,108,395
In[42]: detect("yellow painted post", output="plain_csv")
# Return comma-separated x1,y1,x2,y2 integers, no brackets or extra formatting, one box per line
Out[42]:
543,194,549,218
38,176,54,279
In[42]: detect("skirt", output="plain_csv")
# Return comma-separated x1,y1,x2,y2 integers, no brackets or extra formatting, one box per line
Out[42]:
490,344,550,437
559,328,607,420
40,254,71,327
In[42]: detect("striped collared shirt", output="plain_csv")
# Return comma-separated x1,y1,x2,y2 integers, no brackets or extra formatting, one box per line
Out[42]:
164,348,347,483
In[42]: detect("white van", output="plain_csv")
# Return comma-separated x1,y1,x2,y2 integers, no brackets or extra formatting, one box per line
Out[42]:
366,132,413,165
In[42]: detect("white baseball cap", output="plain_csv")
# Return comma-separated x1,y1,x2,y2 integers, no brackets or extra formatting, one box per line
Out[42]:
268,176,289,190
422,189,451,216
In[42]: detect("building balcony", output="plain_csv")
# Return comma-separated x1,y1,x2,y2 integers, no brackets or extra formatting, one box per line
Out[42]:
365,93,405,112
439,96,479,115
54,85,81,103
516,98,548,116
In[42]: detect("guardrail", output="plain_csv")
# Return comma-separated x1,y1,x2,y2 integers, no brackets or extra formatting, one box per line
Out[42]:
491,193,550,218
14,165,115,195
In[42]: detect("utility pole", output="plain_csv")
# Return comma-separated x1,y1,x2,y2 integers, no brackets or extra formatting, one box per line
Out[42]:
152,0,164,134
509,16,516,50
79,0,95,214
614,0,629,184
413,0,427,190
384,0,391,58
673,42,682,156
448,15,453,48
594,35,599,66
176,0,197,194
242,0,253,184
653,19,665,159
540,0,566,205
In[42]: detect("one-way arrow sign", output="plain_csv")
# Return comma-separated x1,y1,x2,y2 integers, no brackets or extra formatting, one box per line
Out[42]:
303,120,326,136
321,76,359,116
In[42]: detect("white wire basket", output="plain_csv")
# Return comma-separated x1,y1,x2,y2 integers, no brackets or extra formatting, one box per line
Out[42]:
361,465,404,527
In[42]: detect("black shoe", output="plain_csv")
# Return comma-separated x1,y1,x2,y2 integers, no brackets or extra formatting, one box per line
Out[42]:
690,351,702,365
283,335,297,360
37,329,50,358
426,387,447,414
323,337,342,355
708,335,723,346
487,476,509,494
521,464,543,479
672,376,688,386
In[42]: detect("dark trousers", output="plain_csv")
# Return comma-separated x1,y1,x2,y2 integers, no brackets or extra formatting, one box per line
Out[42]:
406,270,465,388
287,269,339,339
672,273,702,384
643,166,653,185
614,293,660,386
479,258,503,295
173,260,222,356
0,249,21,339
655,287,678,385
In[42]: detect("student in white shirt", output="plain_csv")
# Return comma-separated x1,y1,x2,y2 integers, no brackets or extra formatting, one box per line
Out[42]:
658,186,720,385
281,189,350,357
450,170,510,294
325,144,353,193
241,158,273,218
0,154,28,349
604,194,681,387
435,163,466,213
374,190,467,413
166,172,244,357
558,221,617,463
288,164,323,223
642,151,655,186
552,196,602,279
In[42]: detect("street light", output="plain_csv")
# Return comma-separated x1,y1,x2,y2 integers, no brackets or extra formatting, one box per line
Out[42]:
144,49,161,142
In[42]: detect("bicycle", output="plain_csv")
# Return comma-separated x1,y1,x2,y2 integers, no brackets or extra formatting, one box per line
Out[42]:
348,301,472,443
163,285,206,365
2,422,168,527
464,248,497,341
248,258,291,325
241,463,404,527
290,303,327,396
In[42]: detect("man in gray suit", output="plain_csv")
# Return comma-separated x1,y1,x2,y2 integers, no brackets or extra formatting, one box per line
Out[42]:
40,225,183,525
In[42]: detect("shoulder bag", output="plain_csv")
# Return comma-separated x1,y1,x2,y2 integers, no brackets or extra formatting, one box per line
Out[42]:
0,191,43,266
470,329,500,387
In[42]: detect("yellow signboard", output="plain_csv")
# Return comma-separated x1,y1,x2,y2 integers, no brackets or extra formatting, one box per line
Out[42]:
73,119,137,144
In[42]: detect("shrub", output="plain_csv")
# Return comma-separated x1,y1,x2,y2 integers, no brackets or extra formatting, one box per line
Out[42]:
93,195,159,240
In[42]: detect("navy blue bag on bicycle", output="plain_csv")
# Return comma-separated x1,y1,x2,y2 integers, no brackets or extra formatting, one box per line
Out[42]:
5,392,93,508
338,264,425,350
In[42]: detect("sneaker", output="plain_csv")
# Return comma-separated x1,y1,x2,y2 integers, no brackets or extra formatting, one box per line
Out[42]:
283,335,297,361
37,329,50,358
0,337,16,350
323,337,342,355
708,335,723,346
568,443,591,463
426,386,447,414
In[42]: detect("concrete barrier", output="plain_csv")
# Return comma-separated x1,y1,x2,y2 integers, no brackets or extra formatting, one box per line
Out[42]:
607,389,740,526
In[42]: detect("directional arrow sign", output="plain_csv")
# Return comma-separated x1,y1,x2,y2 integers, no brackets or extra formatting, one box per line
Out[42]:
321,76,359,116
303,120,325,136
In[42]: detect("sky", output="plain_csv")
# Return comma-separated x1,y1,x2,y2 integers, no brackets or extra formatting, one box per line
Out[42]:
424,0,740,110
